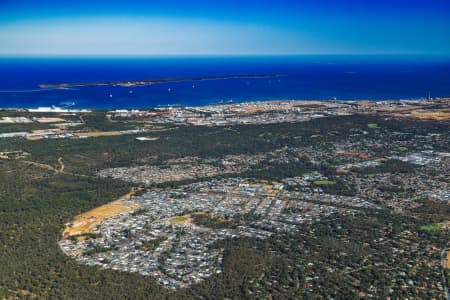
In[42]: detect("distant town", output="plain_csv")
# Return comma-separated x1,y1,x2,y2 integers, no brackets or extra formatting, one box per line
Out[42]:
1,98,449,140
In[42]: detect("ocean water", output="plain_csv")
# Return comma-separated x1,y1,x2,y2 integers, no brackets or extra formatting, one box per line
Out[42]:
0,56,449,109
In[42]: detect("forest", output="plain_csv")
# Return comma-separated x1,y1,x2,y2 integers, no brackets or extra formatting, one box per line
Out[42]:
0,113,449,299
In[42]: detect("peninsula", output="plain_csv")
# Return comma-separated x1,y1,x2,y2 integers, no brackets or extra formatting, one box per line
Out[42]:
39,74,282,89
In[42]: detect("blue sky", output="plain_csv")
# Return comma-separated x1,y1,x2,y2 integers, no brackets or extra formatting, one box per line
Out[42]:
1,0,450,56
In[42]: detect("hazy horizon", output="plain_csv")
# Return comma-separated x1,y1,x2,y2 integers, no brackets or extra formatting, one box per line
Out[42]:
1,0,450,56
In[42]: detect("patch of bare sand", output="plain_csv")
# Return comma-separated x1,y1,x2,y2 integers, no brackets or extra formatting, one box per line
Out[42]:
63,190,139,238
446,252,450,269
409,110,450,121
73,131,123,137
35,117,66,123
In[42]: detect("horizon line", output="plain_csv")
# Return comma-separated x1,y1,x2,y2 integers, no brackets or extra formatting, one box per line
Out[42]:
1,53,450,59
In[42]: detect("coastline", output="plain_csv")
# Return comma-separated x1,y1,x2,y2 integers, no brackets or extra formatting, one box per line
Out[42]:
0,97,445,111
1,57,449,110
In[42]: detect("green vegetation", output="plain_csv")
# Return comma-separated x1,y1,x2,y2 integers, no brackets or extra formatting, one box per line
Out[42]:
313,180,336,185
412,198,450,223
209,210,449,300
191,213,258,229
352,159,416,175
0,112,449,299
367,123,380,129
304,172,319,178
239,200,247,209
85,244,119,256
169,215,189,223
419,224,441,232
136,237,168,252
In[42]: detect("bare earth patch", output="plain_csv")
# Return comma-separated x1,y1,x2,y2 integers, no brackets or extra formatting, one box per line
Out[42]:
73,131,123,137
409,110,450,121
25,136,42,141
63,190,138,239
446,248,450,269
35,117,66,123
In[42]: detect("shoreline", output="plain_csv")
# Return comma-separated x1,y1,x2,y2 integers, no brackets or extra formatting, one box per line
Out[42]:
0,97,446,111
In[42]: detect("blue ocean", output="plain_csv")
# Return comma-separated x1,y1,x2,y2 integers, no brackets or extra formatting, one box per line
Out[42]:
0,56,449,109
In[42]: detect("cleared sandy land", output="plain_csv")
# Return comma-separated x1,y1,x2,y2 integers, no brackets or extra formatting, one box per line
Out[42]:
35,117,66,123
337,151,372,159
0,151,30,160
409,110,450,121
32,129,61,134
293,100,328,106
63,190,138,238
73,131,123,137
25,136,42,141
21,160,58,172
0,117,33,123
446,251,450,269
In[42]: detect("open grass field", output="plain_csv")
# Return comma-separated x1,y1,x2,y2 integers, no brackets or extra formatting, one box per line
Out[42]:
367,123,380,129
420,223,441,232
168,215,190,224
313,180,336,186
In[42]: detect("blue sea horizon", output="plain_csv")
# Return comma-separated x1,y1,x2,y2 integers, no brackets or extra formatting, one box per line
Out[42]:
0,55,449,109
